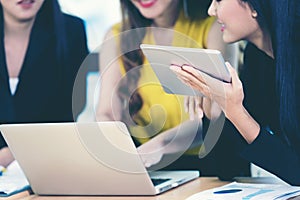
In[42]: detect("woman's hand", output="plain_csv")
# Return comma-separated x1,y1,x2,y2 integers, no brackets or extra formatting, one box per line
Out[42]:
184,96,222,121
171,62,260,144
0,147,14,167
137,141,164,168
203,98,223,121
184,96,203,120
137,120,201,168
170,62,244,120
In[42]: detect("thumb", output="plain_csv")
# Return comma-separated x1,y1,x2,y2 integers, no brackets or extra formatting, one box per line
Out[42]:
225,62,240,85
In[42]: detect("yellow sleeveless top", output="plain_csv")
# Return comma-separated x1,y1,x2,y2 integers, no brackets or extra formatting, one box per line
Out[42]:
112,12,215,154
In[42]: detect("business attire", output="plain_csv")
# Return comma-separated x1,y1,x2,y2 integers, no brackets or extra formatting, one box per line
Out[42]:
236,43,300,185
111,11,250,178
0,14,88,148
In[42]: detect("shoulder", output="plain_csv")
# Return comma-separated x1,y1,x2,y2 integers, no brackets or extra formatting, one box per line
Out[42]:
240,43,274,82
62,13,85,30
187,16,216,35
61,14,88,59
199,16,216,27
110,22,122,36
62,13,84,24
187,16,215,29
244,43,272,67
62,14,87,42
101,22,122,44
176,14,216,47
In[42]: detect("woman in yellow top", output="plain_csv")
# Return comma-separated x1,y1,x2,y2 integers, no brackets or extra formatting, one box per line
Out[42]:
97,0,250,179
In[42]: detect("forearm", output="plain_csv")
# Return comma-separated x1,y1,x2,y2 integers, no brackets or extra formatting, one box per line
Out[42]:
158,120,202,154
96,110,118,121
96,91,122,121
137,120,202,167
227,105,260,144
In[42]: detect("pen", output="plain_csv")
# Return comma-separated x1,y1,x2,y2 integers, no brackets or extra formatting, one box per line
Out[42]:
0,166,6,176
213,189,242,194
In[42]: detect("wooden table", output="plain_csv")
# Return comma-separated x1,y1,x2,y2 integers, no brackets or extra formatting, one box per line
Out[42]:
2,177,228,200
4,177,300,200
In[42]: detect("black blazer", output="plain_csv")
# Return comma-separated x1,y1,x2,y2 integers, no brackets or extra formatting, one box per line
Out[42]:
238,43,300,185
0,14,88,147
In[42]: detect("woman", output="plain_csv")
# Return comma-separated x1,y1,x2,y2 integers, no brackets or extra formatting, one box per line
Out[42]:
171,0,300,185
97,0,250,179
0,0,88,167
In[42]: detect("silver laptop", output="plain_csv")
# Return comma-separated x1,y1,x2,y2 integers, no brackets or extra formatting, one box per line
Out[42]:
0,121,199,195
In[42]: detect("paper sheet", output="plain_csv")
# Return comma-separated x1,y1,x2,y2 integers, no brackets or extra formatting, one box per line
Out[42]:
0,160,30,196
186,182,300,200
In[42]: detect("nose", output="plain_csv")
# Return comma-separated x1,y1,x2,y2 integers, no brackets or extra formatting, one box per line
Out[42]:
208,1,216,16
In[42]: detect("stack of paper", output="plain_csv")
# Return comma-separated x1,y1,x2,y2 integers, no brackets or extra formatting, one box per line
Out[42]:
0,160,30,197
186,182,300,200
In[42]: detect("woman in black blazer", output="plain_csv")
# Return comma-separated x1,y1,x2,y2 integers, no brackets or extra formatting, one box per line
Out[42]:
0,0,88,166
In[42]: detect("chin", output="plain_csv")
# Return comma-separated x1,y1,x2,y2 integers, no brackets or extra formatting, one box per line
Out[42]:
140,13,159,20
18,12,38,20
223,35,239,44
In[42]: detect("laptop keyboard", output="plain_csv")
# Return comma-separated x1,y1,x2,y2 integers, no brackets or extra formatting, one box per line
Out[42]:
151,178,171,186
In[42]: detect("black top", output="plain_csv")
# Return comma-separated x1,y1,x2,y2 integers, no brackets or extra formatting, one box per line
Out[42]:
239,43,300,185
0,14,88,148
201,113,251,181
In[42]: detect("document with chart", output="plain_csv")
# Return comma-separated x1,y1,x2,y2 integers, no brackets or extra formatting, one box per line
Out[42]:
186,182,300,200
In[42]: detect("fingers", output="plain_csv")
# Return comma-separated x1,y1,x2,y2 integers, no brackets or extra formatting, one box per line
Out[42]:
195,97,204,120
170,64,210,97
171,62,243,122
139,153,162,168
144,159,154,168
225,62,241,88
170,65,191,84
189,97,195,120
179,65,206,84
137,144,163,168
210,101,223,120
184,96,189,113
184,96,204,120
184,96,195,120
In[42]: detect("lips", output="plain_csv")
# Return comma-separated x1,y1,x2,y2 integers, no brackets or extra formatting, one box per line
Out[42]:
137,0,157,8
17,0,35,5
17,0,35,9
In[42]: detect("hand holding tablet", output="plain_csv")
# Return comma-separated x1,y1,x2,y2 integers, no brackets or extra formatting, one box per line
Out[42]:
140,44,231,96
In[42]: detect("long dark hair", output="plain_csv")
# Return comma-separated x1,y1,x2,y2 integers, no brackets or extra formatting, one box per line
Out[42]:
243,0,300,138
118,0,211,124
36,0,68,63
0,0,67,63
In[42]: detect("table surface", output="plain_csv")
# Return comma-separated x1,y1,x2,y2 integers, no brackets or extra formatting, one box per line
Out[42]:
1,177,228,200
3,177,300,200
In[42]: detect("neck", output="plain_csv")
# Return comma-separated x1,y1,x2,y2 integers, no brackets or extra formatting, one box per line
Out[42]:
250,30,274,59
152,1,181,28
4,16,35,39
261,36,273,59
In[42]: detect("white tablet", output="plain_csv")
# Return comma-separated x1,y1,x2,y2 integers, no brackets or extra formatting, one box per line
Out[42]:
140,44,231,96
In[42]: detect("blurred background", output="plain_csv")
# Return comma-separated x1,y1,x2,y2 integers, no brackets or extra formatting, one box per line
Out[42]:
57,0,122,122
58,0,121,52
